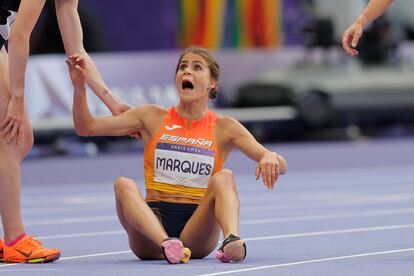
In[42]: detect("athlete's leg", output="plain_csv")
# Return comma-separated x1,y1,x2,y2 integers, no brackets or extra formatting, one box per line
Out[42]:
180,169,244,260
0,47,33,243
0,43,59,263
114,177,169,260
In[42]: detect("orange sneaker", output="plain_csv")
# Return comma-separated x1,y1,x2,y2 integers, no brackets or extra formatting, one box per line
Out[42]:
3,236,60,263
0,239,4,262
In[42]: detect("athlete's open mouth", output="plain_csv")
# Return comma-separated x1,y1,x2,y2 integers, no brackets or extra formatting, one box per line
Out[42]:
182,80,194,90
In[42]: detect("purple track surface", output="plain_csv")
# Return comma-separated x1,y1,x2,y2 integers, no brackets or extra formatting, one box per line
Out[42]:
1,138,413,275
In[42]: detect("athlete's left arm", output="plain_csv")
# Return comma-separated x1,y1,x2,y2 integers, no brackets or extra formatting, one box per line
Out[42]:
218,117,287,189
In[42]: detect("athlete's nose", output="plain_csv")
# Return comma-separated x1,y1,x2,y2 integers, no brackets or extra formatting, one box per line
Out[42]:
184,67,192,75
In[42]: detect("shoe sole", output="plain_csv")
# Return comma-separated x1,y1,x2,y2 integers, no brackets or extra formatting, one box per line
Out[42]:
5,253,60,264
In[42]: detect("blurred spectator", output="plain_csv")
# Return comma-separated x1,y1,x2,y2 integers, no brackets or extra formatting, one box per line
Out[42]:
387,0,414,40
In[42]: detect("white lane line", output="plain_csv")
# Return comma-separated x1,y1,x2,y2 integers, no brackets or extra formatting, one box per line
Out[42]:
38,230,124,240
240,208,414,225
196,248,414,276
243,223,414,242
21,204,113,215
0,268,62,272
241,194,412,212
31,223,414,243
0,216,117,227
0,251,132,267
1,223,412,268
38,207,414,227
61,250,131,261
286,163,414,177
1,207,412,229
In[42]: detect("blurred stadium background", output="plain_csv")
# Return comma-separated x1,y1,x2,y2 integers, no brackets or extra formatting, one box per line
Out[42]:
21,0,414,157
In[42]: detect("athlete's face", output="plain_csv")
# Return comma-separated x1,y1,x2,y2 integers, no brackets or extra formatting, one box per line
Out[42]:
175,53,216,102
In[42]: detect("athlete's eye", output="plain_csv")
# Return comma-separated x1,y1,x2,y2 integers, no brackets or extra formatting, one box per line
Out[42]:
194,64,202,71
179,64,187,71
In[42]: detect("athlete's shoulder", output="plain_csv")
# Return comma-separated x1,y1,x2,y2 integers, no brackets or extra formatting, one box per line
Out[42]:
215,115,243,133
216,115,239,126
129,104,167,128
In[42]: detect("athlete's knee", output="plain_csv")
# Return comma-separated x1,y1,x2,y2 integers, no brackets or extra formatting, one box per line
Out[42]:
114,177,141,198
20,130,34,159
210,169,236,191
114,176,135,191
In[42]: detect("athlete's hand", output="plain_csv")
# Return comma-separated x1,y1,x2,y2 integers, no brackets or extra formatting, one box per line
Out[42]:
0,96,25,145
66,54,87,89
255,151,280,189
342,21,364,56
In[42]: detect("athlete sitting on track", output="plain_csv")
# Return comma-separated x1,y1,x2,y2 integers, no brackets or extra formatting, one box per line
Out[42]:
66,46,288,264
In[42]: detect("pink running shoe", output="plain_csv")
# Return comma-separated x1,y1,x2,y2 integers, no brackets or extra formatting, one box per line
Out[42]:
215,234,246,263
161,238,191,264
0,239,4,262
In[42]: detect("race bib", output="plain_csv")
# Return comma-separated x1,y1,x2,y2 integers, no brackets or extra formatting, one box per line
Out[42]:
154,142,215,188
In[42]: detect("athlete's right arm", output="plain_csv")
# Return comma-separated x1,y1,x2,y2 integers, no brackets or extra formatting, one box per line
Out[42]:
360,0,394,23
67,55,149,137
342,0,394,56
0,0,46,144
55,0,132,116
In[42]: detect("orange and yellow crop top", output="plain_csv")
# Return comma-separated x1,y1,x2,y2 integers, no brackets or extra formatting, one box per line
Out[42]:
144,107,223,204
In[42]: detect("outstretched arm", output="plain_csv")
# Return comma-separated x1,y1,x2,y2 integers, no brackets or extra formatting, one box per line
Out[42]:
0,0,46,144
55,0,131,115
342,0,394,56
67,55,143,137
219,117,287,189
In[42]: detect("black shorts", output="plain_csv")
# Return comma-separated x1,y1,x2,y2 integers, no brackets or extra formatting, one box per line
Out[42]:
148,201,198,238
0,4,17,49
0,0,20,12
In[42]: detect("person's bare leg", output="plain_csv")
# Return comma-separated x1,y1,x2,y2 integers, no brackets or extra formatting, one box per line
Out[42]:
0,47,33,242
0,146,24,242
114,177,169,259
180,169,244,260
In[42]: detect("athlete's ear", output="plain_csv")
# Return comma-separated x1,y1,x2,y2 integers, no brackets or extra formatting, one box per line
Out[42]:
209,79,217,90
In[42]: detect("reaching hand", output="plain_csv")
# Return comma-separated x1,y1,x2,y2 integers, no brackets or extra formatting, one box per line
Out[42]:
342,22,364,56
255,152,280,189
66,54,87,88
0,97,25,144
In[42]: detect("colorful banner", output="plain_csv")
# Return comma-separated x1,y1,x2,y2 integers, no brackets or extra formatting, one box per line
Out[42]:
178,0,283,49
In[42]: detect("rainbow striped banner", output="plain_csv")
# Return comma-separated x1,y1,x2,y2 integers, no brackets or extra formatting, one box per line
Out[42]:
178,0,284,49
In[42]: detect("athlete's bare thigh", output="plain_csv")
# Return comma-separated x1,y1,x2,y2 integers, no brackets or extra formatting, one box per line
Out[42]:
0,47,33,158
0,48,10,119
